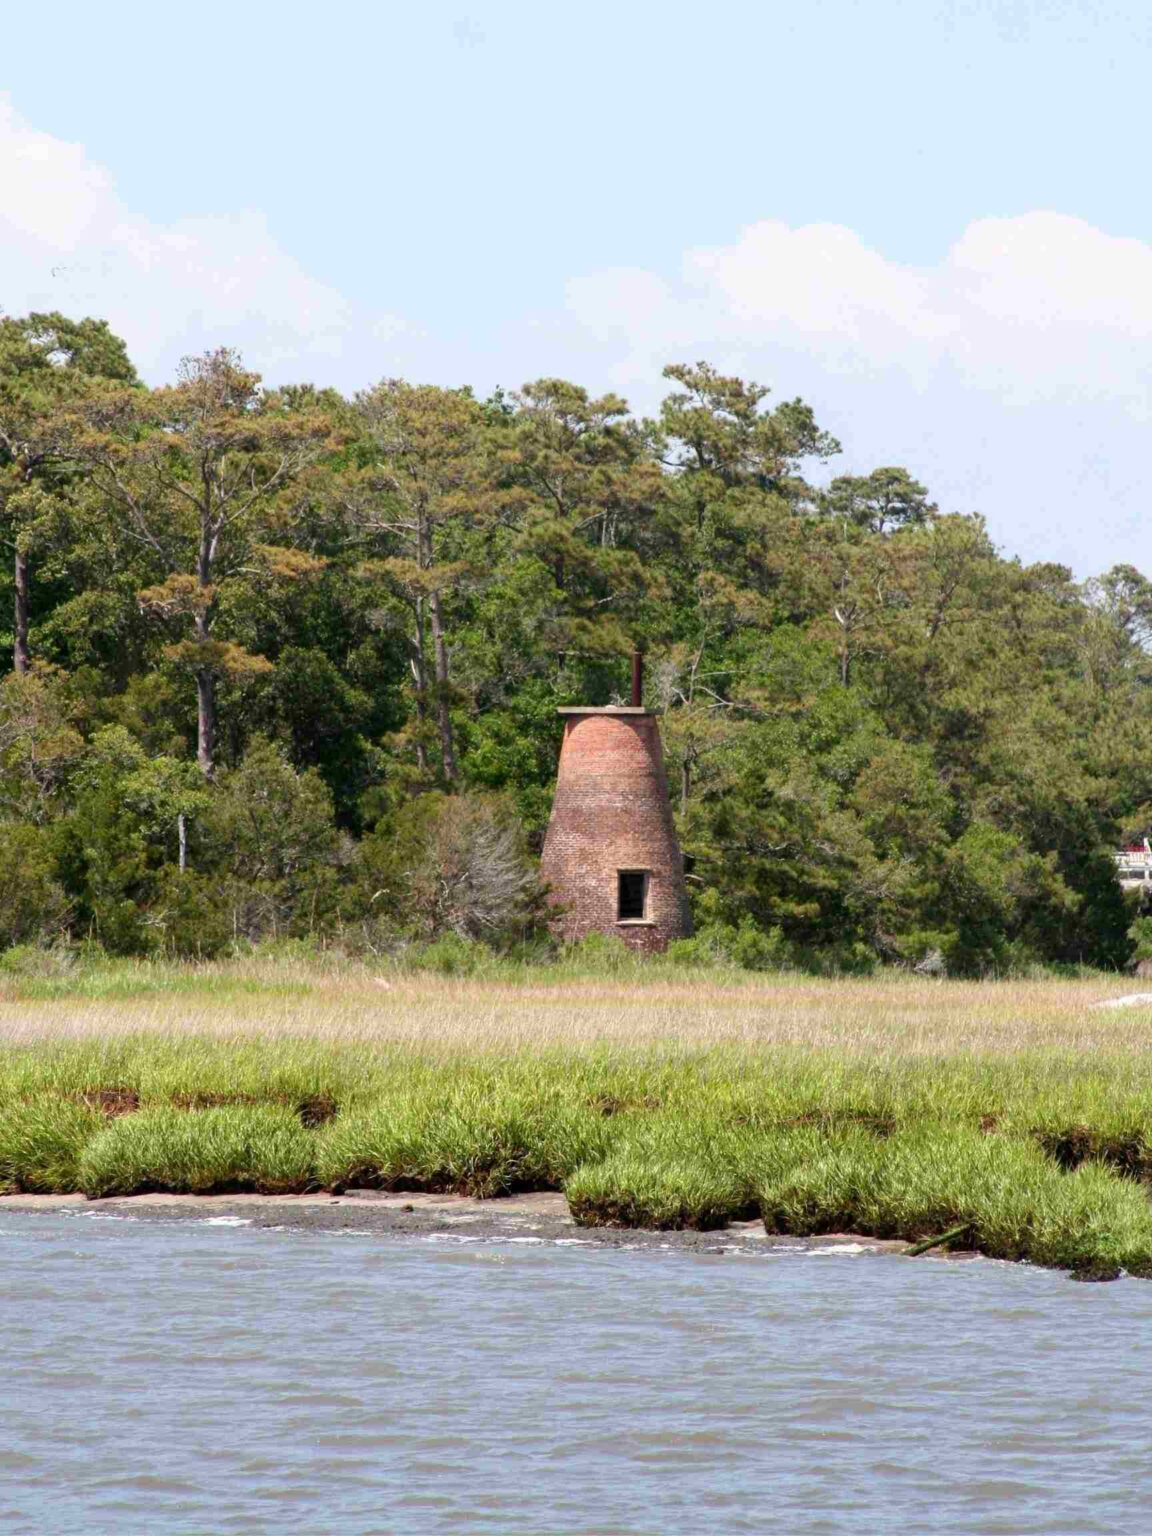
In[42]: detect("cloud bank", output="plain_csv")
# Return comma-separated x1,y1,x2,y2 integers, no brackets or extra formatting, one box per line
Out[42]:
0,94,405,387
1,92,1148,574
560,217,1152,575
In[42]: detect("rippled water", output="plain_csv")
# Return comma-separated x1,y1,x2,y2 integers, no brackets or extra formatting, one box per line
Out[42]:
2,1214,1151,1534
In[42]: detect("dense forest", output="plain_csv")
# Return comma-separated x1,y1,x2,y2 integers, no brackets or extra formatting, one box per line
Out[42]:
1,310,1150,974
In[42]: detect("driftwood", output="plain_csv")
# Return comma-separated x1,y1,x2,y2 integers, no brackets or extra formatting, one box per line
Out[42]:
905,1223,972,1258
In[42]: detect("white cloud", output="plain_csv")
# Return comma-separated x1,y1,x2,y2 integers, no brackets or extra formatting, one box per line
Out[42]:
561,216,1152,574
0,94,406,387
0,91,1147,575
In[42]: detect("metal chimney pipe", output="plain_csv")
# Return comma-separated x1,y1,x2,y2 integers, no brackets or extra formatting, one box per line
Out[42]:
631,649,643,708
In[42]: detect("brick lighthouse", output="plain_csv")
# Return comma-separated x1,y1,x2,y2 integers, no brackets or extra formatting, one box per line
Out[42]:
540,653,692,953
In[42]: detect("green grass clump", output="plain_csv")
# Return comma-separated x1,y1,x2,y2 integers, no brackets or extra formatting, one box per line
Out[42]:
760,1125,1152,1271
565,1152,751,1230
564,1122,860,1230
318,1087,612,1197
77,1105,316,1198
0,1100,104,1193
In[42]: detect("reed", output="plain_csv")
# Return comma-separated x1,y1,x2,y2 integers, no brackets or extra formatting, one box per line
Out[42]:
759,1126,1152,1272
77,1105,317,1198
0,1098,103,1194
317,1084,612,1197
0,963,1151,1272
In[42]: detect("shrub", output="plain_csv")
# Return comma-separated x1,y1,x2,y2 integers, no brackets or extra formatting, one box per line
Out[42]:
202,738,342,943
409,933,488,976
149,870,235,959
0,943,80,979
0,824,70,948
669,907,790,972
560,933,637,974
360,792,545,947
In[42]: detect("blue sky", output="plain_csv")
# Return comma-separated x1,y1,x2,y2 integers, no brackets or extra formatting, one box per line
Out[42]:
2,1,1150,574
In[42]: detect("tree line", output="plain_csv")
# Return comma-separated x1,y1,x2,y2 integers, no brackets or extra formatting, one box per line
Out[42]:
2,310,1150,972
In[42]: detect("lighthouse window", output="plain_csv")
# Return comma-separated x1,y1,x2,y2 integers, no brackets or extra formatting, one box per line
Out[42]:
617,870,649,921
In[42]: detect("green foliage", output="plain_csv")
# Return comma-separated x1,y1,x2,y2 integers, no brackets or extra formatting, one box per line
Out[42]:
0,316,1147,970
669,890,791,970
0,1034,1149,1271
0,823,69,946
318,1087,610,1197
759,1124,1152,1270
359,791,545,947
77,1104,316,1197
1129,916,1152,963
203,737,341,942
0,1098,103,1193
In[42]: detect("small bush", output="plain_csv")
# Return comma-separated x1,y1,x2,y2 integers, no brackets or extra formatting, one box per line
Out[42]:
669,910,790,972
560,933,637,975
78,1104,316,1197
0,944,80,980
0,1099,103,1193
409,933,489,976
0,824,70,949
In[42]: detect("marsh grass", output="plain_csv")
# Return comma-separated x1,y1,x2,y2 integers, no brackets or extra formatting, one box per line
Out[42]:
4,957,1152,1058
77,1105,316,1197
4,964,1152,1270
317,1086,613,1197
759,1126,1152,1270
0,1098,103,1193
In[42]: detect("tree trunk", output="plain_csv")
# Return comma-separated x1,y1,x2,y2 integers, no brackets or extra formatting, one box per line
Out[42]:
196,668,216,779
428,585,458,784
410,597,430,776
195,534,216,778
177,813,188,873
13,548,29,675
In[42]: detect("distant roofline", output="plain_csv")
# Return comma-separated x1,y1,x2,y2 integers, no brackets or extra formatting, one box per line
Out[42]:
556,706,652,716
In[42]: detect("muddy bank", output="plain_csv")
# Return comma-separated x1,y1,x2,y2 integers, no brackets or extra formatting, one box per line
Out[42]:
0,1188,918,1256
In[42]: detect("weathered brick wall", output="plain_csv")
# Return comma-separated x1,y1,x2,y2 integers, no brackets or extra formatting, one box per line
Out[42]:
539,709,692,953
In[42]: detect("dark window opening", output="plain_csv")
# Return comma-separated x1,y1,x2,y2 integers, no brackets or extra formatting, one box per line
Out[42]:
617,869,648,921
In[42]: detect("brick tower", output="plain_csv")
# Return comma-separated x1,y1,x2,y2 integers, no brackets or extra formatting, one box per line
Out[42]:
539,655,692,953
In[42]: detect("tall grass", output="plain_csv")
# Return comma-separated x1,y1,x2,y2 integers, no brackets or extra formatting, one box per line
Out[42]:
759,1126,1152,1271
317,1086,611,1197
0,1099,103,1193
0,963,1151,1273
78,1105,316,1197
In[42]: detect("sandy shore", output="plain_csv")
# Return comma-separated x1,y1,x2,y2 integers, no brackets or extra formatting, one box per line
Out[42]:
0,1188,919,1256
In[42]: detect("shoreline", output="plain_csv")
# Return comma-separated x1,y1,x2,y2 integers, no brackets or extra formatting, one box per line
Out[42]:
4,1016,1152,1276
0,1188,917,1257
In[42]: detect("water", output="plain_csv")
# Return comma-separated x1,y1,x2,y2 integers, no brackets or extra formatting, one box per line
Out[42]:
2,1215,1151,1535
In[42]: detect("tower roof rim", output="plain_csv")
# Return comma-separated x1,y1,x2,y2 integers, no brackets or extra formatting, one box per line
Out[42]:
556,706,653,716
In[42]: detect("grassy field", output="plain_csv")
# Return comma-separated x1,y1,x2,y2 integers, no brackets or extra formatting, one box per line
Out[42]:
3,955,1152,1277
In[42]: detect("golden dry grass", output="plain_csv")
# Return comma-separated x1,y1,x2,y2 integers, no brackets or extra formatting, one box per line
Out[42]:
0,960,1149,1056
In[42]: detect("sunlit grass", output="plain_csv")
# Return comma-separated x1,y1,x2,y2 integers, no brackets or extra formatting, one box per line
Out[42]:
759,1125,1152,1272
77,1105,317,1198
0,1098,103,1194
1,954,1151,1057
2,958,1152,1272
